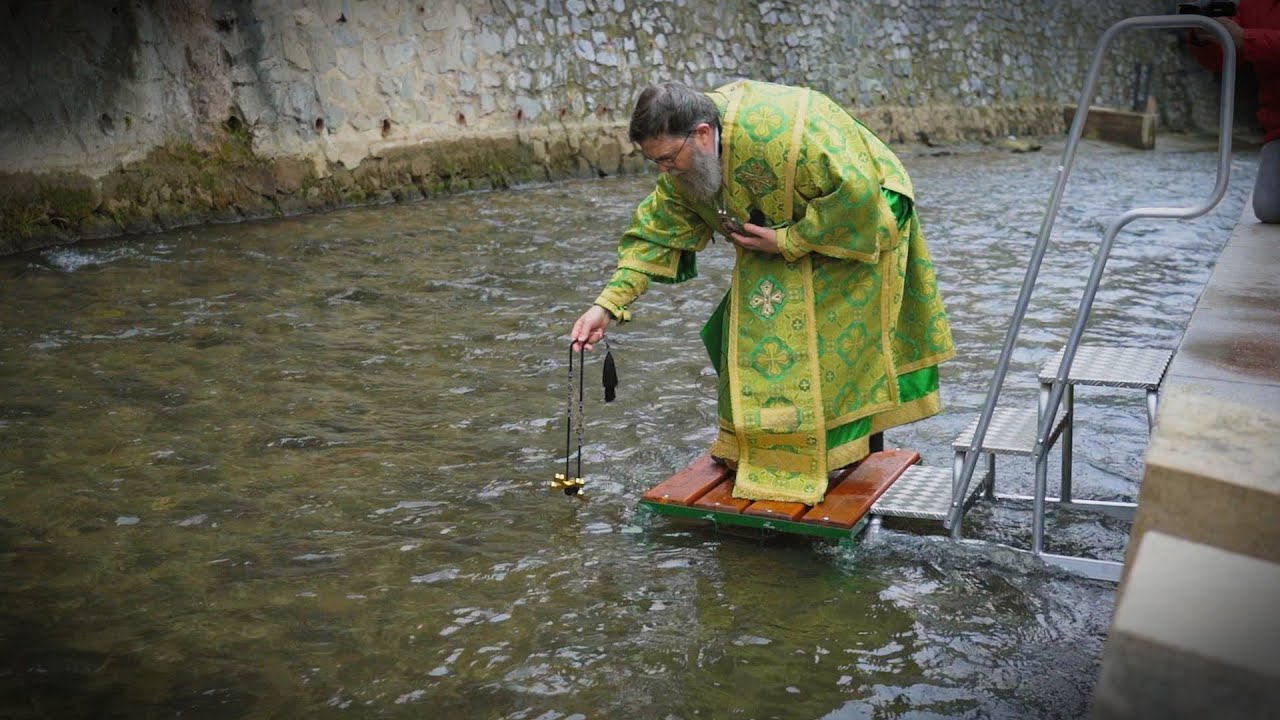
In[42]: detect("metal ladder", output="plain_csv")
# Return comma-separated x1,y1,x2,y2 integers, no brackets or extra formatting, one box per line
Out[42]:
872,15,1238,582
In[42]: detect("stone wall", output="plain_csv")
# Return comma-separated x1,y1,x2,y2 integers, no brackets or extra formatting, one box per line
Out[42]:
0,0,1231,253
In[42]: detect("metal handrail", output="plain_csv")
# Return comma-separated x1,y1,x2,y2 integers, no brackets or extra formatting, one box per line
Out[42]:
947,14,1237,540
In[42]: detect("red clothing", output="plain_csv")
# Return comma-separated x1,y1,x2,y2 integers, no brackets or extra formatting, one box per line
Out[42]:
1189,0,1280,142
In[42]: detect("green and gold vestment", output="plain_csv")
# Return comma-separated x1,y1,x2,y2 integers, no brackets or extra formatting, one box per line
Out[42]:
595,80,954,504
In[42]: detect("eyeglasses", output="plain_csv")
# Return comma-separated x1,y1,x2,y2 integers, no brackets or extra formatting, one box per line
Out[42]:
645,133,691,169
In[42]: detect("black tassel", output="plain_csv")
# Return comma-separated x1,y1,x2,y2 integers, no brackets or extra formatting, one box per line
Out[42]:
602,349,618,402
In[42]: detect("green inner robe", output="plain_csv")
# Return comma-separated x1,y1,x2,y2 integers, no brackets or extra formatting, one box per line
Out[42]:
594,80,955,505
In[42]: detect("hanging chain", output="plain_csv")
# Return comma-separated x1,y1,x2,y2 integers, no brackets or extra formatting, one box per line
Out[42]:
575,345,585,482
565,344,574,480
551,343,586,496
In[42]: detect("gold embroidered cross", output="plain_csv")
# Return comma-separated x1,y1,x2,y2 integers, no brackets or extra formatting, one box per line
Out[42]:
750,279,784,318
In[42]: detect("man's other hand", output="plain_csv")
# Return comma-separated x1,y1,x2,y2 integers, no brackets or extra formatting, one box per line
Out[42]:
730,223,780,254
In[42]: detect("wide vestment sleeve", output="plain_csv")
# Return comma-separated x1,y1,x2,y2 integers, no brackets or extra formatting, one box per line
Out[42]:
593,175,714,320
776,92,914,264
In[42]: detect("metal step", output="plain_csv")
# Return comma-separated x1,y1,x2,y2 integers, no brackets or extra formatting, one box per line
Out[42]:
1038,344,1172,389
952,406,1066,456
872,465,952,520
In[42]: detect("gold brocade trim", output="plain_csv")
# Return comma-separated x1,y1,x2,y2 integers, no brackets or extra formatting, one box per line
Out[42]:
592,296,631,323
595,284,643,317
789,240,879,263
748,448,813,474
719,82,749,477
720,86,744,193
731,479,821,505
879,242,900,406
827,392,941,469
879,192,904,252
826,398,897,430
896,348,957,377
712,411,940,479
776,226,805,262
710,430,738,462
823,378,945,429
740,431,813,446
870,391,942,434
759,406,799,429
802,255,827,477
783,89,809,220
726,244,748,470
715,393,941,471
828,435,871,472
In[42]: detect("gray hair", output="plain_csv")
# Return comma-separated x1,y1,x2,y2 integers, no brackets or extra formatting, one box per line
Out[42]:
628,82,720,144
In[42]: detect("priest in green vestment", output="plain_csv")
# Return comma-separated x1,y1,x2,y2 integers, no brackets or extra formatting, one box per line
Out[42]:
571,80,955,505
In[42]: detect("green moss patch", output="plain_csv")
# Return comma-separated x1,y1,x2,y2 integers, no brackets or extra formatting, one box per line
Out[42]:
1,128,592,255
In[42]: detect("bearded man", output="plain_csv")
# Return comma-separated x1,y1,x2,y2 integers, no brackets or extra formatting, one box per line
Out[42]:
571,80,954,505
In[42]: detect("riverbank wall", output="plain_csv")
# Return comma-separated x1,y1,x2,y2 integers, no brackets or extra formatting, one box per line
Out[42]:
1092,196,1280,720
0,0,1236,254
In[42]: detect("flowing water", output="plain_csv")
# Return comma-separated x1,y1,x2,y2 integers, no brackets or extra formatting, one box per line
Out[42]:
0,138,1256,719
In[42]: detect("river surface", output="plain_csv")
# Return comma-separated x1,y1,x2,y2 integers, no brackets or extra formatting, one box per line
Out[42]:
0,138,1256,719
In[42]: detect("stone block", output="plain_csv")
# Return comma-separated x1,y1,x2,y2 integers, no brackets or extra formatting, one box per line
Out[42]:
1094,532,1280,720
1195,226,1280,313
1129,390,1280,570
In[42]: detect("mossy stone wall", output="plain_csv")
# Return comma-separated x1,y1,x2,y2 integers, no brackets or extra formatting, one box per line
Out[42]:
0,0,1228,254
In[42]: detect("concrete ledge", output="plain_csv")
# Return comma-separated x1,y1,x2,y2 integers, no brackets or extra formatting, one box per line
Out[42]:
1095,200,1280,717
1124,198,1280,569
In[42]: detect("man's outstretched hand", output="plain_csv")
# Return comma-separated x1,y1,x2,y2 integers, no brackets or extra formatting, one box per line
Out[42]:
571,304,612,352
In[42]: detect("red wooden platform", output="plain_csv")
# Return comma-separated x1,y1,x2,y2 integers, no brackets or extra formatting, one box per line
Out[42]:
639,449,920,539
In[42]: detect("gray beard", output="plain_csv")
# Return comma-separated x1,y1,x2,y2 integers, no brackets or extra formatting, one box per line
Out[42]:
672,145,722,205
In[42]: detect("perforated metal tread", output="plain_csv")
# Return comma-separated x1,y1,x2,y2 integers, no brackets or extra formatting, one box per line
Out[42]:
1038,345,1172,389
871,465,951,520
951,407,1065,456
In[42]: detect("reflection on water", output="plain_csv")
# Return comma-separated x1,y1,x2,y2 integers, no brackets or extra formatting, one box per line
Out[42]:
0,139,1256,718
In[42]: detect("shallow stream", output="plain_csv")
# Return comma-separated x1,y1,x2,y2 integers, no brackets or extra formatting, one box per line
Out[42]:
0,138,1256,719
